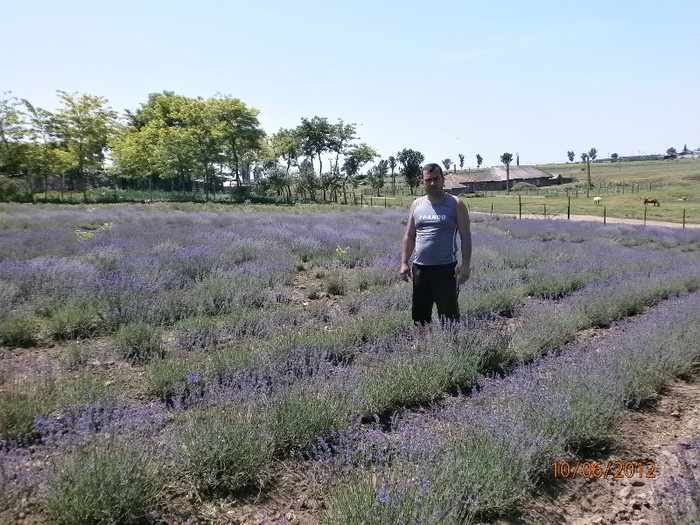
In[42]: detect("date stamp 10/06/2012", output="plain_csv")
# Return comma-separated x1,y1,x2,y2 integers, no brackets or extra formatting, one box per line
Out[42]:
552,461,656,479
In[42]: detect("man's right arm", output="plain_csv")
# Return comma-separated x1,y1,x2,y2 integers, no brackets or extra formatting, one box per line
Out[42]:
400,201,417,281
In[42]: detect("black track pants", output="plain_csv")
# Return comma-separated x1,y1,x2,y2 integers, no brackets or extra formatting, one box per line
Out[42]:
412,262,460,325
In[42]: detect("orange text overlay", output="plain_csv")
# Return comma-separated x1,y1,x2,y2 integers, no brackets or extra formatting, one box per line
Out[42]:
551,461,656,479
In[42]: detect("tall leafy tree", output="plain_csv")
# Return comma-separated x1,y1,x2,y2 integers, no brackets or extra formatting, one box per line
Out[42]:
367,166,385,196
397,148,424,194
388,155,397,188
442,158,453,173
476,154,483,168
210,96,265,187
458,153,465,170
23,101,72,197
500,152,513,193
342,143,377,201
328,119,356,175
581,147,596,187
298,116,333,176
269,128,303,174
567,150,575,162
0,92,27,178
52,91,119,194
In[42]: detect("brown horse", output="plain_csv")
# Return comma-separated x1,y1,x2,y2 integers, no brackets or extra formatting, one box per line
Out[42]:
643,198,660,206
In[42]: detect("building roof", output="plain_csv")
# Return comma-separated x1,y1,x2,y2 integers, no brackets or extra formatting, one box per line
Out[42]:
444,166,556,187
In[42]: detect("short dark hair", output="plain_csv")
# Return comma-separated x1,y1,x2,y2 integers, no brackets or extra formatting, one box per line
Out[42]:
422,163,444,177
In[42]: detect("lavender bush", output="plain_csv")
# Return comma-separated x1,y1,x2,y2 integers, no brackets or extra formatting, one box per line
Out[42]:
1,204,700,523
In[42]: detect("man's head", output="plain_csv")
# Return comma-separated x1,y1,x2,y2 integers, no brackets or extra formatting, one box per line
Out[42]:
422,163,445,196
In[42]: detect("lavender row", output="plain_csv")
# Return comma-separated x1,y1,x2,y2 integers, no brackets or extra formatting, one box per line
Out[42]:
318,290,700,523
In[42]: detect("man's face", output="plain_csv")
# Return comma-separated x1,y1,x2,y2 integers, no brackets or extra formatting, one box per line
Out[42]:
422,170,444,195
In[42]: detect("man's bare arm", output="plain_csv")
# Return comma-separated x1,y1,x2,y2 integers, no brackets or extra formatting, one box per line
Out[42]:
400,201,418,281
455,199,472,284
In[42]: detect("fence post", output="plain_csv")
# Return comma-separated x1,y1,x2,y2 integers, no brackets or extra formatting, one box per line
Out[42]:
518,195,522,219
384,196,387,208
543,204,547,218
683,209,686,229
644,205,647,225
490,202,493,215
567,196,571,220
370,197,373,207
603,206,607,225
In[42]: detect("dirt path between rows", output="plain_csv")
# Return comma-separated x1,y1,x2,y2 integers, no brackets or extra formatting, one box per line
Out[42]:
511,372,700,525
481,212,700,229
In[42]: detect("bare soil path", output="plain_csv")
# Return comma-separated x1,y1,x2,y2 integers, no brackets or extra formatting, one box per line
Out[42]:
511,373,700,525
484,212,700,229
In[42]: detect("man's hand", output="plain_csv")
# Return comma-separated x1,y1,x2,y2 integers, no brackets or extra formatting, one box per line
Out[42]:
455,265,471,284
400,263,411,282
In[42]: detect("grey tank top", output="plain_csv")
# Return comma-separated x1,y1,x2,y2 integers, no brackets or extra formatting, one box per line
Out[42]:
413,194,458,265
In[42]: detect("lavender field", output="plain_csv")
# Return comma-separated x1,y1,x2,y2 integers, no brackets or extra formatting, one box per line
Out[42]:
1,202,700,524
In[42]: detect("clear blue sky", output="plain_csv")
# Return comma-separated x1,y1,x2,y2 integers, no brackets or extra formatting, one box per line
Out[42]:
2,0,698,167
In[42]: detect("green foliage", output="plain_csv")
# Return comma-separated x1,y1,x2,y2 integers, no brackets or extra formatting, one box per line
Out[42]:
177,410,273,496
0,388,52,442
143,357,190,398
325,272,347,296
56,374,114,405
359,350,480,415
0,311,40,347
267,390,348,454
396,148,425,193
114,323,165,364
44,443,159,525
45,302,102,341
60,342,91,371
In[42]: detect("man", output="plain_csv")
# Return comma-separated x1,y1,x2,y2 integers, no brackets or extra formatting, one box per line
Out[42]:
399,163,472,325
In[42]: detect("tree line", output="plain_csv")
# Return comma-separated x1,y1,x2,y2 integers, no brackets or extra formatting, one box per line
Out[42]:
1,90,484,202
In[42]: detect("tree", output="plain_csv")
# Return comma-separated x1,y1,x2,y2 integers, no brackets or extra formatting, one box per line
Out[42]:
295,160,318,200
442,158,452,173
667,147,677,156
476,154,483,168
298,116,333,176
458,154,465,170
610,153,619,161
567,151,575,162
342,143,377,201
500,152,513,193
367,166,385,196
376,159,389,177
263,166,292,200
0,92,27,178
269,128,303,174
328,120,356,175
397,148,424,195
682,144,689,154
580,148,597,187
211,95,265,188
23,100,73,197
388,155,397,188
52,91,119,195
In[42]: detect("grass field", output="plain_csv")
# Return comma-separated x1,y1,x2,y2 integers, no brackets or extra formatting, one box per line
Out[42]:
457,158,700,224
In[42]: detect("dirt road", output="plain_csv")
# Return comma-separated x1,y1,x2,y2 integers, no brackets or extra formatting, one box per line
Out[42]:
477,212,700,230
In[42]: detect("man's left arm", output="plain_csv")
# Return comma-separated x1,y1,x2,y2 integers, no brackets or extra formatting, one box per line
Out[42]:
455,199,472,284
